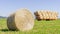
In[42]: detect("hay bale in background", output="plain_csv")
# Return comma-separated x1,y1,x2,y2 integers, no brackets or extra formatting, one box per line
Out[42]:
34,11,43,20
47,11,52,20
7,8,34,31
45,11,49,19
34,10,58,20
42,11,47,19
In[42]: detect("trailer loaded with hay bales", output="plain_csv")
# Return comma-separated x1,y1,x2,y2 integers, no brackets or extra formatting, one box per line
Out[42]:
34,10,58,20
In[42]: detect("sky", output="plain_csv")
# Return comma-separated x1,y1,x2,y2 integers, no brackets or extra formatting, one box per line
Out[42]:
0,0,60,18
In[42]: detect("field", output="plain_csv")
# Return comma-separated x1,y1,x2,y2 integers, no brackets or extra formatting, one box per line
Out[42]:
0,18,60,34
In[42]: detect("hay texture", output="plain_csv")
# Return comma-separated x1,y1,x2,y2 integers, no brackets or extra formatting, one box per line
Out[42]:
7,8,34,31
34,10,58,20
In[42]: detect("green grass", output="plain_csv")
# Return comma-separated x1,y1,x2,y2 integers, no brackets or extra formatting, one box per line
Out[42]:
0,18,60,34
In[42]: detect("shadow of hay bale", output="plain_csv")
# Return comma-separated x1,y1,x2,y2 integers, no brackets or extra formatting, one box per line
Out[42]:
46,19,50,21
0,29,18,32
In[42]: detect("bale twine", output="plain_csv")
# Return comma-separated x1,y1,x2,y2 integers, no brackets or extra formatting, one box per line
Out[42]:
7,8,34,31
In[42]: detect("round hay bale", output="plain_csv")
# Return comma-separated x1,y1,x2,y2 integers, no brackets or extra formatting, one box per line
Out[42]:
40,11,44,19
41,11,46,20
46,11,49,19
7,8,34,31
53,16,57,20
55,17,58,20
39,12,43,19
51,11,54,20
47,11,51,20
53,12,57,14
36,16,43,20
45,11,48,19
39,15,43,19
34,11,44,20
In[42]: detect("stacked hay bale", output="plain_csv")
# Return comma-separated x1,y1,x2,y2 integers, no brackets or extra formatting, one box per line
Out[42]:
7,8,34,31
34,10,58,20
47,11,58,20
34,11,43,20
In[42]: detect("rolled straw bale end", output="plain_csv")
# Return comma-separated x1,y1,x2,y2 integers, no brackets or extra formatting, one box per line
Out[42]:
7,8,34,31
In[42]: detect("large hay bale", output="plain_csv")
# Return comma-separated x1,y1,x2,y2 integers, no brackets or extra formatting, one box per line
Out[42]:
7,8,34,31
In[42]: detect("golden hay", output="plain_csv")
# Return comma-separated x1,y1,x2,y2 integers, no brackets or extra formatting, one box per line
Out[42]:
34,10,58,20
7,8,34,31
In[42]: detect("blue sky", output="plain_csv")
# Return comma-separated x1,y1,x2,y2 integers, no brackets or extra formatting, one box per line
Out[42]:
0,0,60,18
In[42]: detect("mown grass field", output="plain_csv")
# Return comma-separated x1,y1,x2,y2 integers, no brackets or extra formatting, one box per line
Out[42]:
0,18,60,34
